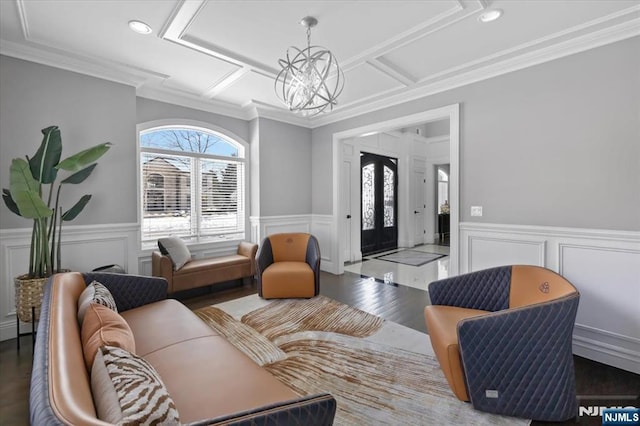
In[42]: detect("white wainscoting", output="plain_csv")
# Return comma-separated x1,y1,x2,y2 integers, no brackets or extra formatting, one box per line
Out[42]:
0,223,139,342
311,214,337,274
250,215,337,273
460,222,640,374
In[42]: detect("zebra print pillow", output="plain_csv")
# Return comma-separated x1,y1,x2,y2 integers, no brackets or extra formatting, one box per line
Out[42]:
78,280,117,325
92,345,181,425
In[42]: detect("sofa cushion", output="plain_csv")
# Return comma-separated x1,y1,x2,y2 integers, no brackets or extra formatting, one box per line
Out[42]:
77,280,117,325
121,299,219,357
81,303,136,371
158,236,191,270
91,345,180,425
143,335,299,423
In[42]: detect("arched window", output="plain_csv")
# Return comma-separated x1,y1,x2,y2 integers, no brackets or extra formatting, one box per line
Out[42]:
139,125,246,243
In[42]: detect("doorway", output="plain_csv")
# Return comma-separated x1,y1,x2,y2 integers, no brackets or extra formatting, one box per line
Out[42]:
361,153,398,255
332,104,460,276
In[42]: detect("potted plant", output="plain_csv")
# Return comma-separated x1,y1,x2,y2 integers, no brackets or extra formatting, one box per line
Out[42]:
2,125,111,322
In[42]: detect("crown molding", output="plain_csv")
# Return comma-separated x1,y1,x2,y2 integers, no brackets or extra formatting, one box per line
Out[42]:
136,86,251,121
310,16,640,128
0,39,149,88
247,100,314,128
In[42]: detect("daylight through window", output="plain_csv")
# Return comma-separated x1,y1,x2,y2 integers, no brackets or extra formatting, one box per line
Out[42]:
139,126,245,244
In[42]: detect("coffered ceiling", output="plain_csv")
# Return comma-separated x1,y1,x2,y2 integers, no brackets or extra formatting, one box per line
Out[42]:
1,1,638,127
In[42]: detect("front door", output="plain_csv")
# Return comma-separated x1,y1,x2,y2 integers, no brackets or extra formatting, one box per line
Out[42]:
361,152,398,255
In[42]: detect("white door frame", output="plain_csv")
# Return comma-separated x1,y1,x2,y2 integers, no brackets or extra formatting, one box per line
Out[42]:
331,103,460,276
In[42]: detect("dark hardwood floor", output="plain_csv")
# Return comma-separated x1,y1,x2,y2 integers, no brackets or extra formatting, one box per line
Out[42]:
1,271,638,425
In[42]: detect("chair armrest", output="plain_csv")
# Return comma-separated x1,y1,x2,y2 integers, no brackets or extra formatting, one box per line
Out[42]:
238,241,258,275
306,235,321,293
256,238,274,276
82,272,167,312
187,393,336,426
428,266,511,311
457,294,580,421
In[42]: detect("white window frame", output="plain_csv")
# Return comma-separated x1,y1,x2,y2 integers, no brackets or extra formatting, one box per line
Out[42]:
137,119,250,249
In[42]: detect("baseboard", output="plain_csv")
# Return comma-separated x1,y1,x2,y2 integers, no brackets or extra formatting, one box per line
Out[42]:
573,324,640,374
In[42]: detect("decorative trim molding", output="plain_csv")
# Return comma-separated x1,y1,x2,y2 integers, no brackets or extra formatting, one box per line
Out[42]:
249,215,312,245
248,215,337,273
310,13,640,128
0,222,140,342
573,324,640,375
460,221,640,374
460,222,640,242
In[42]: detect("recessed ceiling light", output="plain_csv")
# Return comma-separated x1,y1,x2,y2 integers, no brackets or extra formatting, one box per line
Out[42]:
128,20,152,35
478,9,503,23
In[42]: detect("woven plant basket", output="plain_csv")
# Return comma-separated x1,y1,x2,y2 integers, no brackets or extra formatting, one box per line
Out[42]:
14,274,47,323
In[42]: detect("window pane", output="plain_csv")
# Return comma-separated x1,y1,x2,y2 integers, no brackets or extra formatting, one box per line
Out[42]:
200,159,245,238
141,153,192,239
438,169,448,182
140,126,246,244
383,165,394,227
141,128,239,157
362,164,375,231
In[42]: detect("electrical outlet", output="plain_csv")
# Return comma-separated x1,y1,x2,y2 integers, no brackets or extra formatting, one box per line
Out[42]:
471,206,483,217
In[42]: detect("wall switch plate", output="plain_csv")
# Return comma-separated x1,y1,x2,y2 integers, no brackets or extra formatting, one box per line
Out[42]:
471,206,483,217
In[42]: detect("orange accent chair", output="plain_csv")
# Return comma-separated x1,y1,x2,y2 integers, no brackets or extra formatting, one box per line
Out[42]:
424,265,580,421
256,233,321,299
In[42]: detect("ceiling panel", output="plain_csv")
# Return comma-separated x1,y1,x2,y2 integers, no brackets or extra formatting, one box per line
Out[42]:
215,70,283,108
380,0,638,81
333,63,405,107
21,0,240,86
186,0,456,70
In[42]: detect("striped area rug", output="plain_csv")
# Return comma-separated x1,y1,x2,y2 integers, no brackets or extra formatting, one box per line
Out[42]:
195,295,530,426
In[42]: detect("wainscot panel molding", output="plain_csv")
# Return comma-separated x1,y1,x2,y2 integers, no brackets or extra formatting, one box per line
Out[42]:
250,215,312,245
0,223,139,342
460,222,640,374
311,214,336,274
249,215,337,274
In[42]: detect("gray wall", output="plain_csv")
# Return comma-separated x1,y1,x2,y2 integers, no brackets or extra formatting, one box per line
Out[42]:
312,36,640,231
256,118,312,216
0,55,137,228
136,97,251,144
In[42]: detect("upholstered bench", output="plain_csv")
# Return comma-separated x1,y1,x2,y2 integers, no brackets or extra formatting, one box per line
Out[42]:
152,238,258,294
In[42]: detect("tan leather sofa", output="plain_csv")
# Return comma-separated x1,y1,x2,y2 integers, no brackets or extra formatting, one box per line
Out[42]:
30,272,336,425
424,265,579,421
152,241,257,294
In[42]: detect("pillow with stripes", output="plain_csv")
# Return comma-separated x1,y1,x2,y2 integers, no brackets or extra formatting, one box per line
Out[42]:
78,280,117,325
91,345,181,425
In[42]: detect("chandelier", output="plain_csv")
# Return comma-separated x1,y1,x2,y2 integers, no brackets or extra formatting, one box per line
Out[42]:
275,16,344,117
